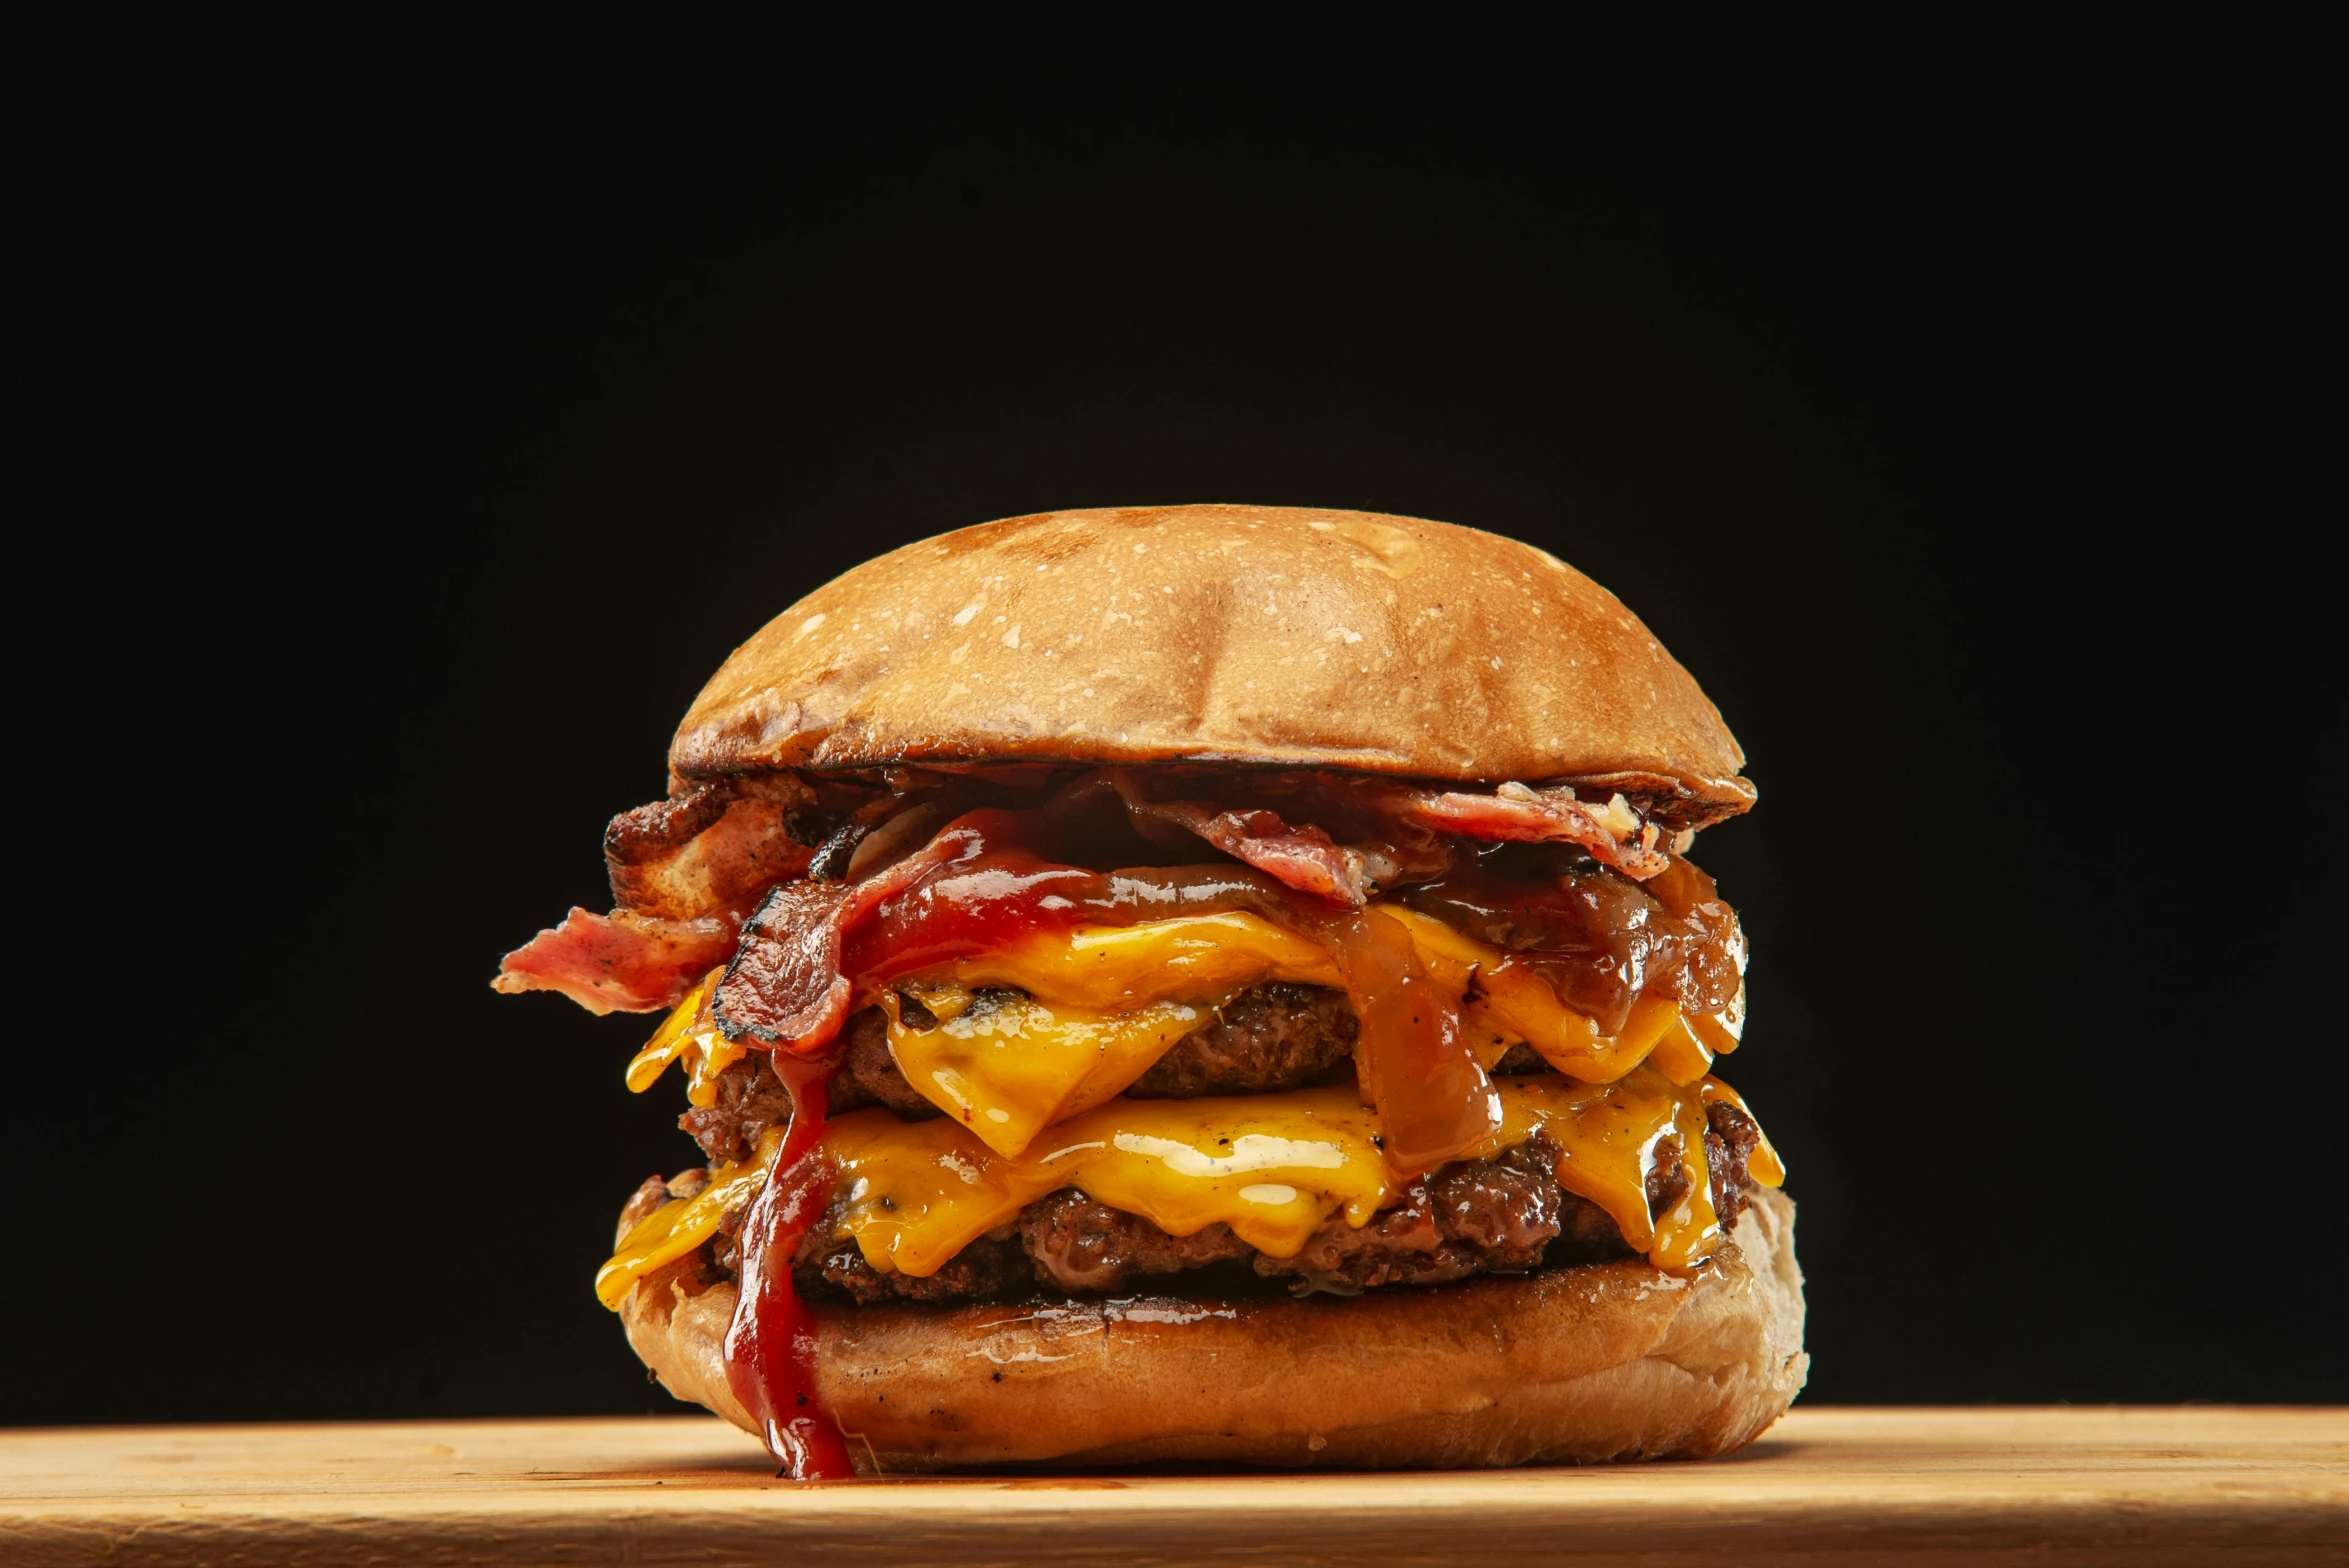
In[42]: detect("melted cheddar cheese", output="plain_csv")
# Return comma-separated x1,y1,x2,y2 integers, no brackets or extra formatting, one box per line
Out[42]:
1373,905,1686,1080
595,1124,781,1308
626,907,1753,1164
879,988,1210,1157
624,971,742,1109
936,911,1342,1009
595,1070,1783,1308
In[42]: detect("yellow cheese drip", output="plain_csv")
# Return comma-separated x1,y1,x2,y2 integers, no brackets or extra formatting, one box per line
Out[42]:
593,1125,780,1309
1700,1075,1787,1187
622,970,741,1109
1372,906,1685,1080
1691,981,1746,1056
1645,1012,1716,1085
824,1086,1391,1273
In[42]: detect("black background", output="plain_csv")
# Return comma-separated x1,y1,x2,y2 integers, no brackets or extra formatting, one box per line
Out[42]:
13,15,2339,1426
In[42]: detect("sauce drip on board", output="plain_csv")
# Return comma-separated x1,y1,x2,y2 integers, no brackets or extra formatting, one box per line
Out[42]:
721,1046,853,1479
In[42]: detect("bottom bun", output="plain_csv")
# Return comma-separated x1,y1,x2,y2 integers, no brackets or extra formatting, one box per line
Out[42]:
620,1186,1806,1471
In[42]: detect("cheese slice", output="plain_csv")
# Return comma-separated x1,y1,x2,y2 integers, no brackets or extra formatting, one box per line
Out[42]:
935,911,1343,1009
879,988,1210,1158
593,1070,1783,1307
869,913,1341,1157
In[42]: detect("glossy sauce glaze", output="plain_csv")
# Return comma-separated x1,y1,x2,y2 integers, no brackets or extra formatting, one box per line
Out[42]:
720,1046,852,1479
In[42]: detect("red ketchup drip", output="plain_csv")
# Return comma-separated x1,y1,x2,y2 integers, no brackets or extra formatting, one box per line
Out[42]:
722,1046,854,1479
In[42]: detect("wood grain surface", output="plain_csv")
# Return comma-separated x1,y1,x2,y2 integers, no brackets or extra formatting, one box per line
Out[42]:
3,1407,2342,1566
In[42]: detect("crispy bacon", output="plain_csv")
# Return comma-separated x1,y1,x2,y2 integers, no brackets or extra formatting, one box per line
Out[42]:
713,828,968,1054
1089,770,1665,892
505,770,1678,1022
605,778,825,919
492,907,741,1015
1098,774,1370,906
1134,799,1369,906
1375,780,1672,879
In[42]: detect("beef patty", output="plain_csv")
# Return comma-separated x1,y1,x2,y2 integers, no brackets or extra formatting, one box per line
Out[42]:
635,1098,1764,1309
688,982,1360,1162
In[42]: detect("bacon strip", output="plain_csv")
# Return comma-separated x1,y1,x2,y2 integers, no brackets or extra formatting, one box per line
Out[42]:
492,907,742,1015
1101,775,1370,906
1142,801,1369,906
1379,781,1671,879
605,779,822,920
713,827,969,1055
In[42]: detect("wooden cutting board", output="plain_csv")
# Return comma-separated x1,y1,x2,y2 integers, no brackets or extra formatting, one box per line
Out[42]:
3,1407,2342,1565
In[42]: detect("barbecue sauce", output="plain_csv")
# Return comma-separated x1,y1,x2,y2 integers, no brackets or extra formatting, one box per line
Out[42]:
722,1047,854,1479
1314,903,1501,1170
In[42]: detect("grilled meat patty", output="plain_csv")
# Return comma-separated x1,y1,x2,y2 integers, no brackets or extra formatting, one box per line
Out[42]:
693,983,1361,1160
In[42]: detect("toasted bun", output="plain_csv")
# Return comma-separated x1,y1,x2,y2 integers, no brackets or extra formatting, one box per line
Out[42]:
673,506,1753,815
620,1187,1805,1471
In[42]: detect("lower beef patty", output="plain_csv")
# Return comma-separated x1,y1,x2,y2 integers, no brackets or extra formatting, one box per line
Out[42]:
630,1116,1764,1312
786,1102,1760,1306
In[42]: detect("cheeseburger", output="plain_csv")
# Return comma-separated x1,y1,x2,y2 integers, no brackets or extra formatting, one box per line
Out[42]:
496,505,1803,1475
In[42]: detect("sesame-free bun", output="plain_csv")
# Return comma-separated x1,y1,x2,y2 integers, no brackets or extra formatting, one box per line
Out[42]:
672,506,1754,818
619,1187,1806,1472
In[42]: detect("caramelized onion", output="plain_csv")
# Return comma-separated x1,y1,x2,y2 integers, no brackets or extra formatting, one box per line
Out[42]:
1397,850,1745,1036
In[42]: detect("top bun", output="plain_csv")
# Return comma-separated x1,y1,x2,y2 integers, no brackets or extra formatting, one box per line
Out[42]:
673,506,1752,811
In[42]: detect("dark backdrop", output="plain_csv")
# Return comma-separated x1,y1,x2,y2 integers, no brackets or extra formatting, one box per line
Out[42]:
13,16,2338,1424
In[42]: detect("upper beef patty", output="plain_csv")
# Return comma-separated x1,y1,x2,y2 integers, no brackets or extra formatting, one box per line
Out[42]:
688,982,1362,1161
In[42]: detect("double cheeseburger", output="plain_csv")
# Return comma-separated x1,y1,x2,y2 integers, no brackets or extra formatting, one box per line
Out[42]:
497,505,1803,1476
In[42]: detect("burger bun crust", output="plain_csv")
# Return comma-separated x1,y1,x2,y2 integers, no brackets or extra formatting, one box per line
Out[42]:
619,1187,1806,1471
672,506,1753,817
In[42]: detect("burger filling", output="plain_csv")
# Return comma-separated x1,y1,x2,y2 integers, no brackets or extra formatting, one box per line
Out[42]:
500,766,1780,1466
625,1057,1767,1306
